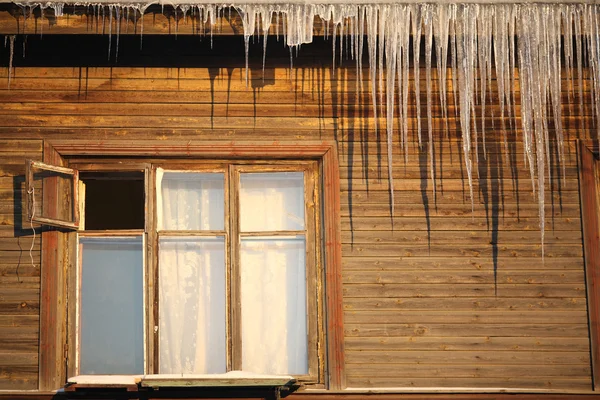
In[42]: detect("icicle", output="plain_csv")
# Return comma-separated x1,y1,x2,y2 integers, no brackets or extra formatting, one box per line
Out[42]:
6,35,15,89
378,5,386,124
107,5,113,60
115,6,121,62
455,5,477,212
384,5,399,219
477,6,493,160
410,5,422,148
433,4,450,137
365,4,379,169
574,5,584,129
493,5,509,158
357,6,365,92
262,9,272,76
450,10,459,123
423,4,435,201
400,8,410,162
584,5,600,141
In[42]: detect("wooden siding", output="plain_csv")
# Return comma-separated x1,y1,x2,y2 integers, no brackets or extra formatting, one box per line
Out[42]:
0,35,596,391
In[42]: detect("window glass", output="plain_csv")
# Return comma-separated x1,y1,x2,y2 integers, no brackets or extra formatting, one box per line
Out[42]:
240,236,308,375
158,171,225,231
240,172,304,232
159,236,227,374
79,236,144,375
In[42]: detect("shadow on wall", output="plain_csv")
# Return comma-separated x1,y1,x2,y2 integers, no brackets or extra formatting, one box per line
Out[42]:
3,33,584,297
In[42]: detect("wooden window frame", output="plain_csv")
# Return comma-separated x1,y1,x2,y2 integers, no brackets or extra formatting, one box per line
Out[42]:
26,160,80,229
38,140,345,391
579,140,600,391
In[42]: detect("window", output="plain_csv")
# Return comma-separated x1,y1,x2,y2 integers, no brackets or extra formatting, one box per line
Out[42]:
69,161,322,383
34,141,345,391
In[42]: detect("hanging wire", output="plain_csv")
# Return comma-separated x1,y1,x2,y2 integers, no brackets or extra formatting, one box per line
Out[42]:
27,186,36,268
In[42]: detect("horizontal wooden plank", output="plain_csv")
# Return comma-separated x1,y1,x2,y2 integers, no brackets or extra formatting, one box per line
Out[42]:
342,230,583,245
344,336,590,352
0,315,38,327
342,257,585,270
343,270,585,285
341,178,579,192
345,365,590,380
341,203,581,218
0,141,42,153
0,334,38,353
339,165,581,180
0,289,39,315
342,244,582,258
346,356,589,369
0,239,41,252
344,323,589,337
342,190,581,205
1,66,597,82
0,101,591,124
0,155,41,165
0,125,595,146
343,297,588,311
0,71,594,93
0,353,38,366
344,310,588,324
0,366,37,391
345,376,592,390
0,250,41,264
343,283,586,298
341,216,582,231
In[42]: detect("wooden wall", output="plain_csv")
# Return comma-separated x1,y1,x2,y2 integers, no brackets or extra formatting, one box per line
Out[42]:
0,34,595,391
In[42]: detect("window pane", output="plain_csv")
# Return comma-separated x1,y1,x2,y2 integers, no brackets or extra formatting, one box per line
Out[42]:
158,171,224,231
240,172,304,232
240,236,307,375
159,236,226,374
79,236,144,375
29,163,75,225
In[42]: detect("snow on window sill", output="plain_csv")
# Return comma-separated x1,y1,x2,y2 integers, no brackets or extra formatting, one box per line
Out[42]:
141,371,296,387
67,372,296,388
67,375,142,386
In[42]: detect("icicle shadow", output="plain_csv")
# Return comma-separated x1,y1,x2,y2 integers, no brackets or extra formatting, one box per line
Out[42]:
418,138,431,251
345,66,357,246
208,67,219,129
477,136,502,295
251,65,275,128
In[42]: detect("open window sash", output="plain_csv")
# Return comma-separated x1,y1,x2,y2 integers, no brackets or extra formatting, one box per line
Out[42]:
26,159,81,230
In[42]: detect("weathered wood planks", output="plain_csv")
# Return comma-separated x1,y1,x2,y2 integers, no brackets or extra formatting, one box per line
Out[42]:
0,46,595,392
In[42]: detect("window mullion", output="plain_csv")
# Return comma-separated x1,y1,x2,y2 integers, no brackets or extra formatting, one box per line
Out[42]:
228,165,242,371
148,165,159,375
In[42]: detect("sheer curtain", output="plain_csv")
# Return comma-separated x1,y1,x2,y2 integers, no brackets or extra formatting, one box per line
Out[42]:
156,169,308,375
240,236,307,374
239,172,308,375
159,237,226,374
157,170,226,374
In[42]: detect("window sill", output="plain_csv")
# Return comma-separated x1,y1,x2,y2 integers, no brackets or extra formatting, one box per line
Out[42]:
141,372,296,387
67,372,296,389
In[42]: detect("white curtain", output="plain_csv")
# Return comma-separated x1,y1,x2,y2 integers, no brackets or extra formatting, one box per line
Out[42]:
157,169,224,231
240,172,304,232
239,172,308,375
240,237,308,375
157,170,227,374
157,170,308,375
159,237,226,374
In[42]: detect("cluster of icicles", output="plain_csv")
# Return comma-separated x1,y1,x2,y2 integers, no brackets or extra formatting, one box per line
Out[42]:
8,2,600,255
